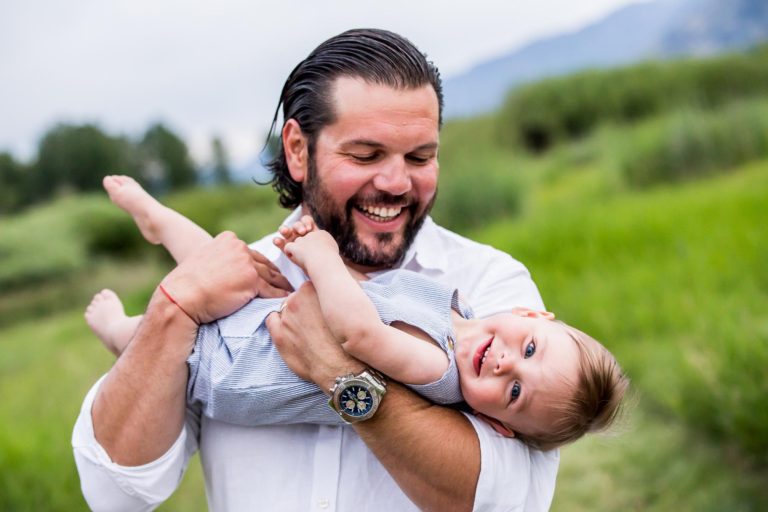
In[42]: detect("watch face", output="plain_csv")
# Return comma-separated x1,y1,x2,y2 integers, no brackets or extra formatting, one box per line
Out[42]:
338,384,374,418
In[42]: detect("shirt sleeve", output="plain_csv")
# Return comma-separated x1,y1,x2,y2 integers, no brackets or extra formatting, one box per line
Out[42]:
465,414,558,512
463,252,545,318
71,375,199,511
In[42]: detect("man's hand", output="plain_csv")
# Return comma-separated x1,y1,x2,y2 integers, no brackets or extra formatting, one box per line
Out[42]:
162,231,292,324
266,281,362,392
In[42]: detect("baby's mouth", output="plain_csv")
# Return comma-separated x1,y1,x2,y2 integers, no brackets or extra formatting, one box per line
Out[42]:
473,337,494,376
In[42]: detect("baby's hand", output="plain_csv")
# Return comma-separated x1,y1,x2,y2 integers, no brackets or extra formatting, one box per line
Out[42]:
274,215,317,248
282,230,339,272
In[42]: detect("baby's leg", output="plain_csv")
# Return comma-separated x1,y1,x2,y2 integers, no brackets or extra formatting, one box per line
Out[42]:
85,289,142,356
103,175,211,264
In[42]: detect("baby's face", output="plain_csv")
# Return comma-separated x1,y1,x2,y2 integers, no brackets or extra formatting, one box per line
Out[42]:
455,312,580,438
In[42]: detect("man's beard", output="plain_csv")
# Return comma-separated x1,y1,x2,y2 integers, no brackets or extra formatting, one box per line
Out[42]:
303,158,435,268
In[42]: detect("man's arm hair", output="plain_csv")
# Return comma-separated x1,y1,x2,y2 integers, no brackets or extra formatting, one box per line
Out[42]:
92,290,196,464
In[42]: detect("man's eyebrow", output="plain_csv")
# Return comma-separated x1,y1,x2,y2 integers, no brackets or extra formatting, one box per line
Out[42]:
340,139,384,150
410,142,439,152
339,140,439,152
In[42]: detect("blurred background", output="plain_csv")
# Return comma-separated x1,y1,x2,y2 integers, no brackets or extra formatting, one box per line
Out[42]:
1,0,767,510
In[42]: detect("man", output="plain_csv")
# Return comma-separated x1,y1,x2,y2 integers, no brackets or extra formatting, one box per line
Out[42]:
73,29,559,511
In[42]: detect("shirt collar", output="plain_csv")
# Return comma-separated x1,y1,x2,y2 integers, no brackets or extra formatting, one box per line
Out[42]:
400,216,448,272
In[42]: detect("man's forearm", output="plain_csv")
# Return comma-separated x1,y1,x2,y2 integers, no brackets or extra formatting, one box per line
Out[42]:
353,383,479,512
92,290,198,465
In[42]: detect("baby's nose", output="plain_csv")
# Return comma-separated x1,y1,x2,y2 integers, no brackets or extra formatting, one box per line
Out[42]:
494,351,515,374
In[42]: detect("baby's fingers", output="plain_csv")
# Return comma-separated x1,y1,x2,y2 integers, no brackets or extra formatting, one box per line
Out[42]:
298,215,316,232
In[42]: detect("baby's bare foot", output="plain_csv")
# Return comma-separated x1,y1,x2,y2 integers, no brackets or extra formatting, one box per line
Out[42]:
103,175,164,244
85,289,127,355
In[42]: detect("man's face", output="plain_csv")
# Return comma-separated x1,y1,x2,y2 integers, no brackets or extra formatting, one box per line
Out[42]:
302,77,440,271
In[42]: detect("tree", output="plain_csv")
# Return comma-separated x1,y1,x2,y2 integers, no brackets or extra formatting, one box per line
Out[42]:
0,152,25,213
34,123,139,200
140,123,197,191
211,136,232,185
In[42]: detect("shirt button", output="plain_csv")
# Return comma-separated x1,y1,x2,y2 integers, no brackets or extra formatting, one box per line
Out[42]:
318,499,329,509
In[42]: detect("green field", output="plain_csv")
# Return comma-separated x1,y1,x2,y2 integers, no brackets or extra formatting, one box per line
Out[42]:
2,52,768,510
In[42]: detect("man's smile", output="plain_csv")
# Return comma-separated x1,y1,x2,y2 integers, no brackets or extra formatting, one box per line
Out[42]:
355,204,405,221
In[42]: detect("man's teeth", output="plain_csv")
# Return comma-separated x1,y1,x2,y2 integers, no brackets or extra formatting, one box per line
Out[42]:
359,205,402,220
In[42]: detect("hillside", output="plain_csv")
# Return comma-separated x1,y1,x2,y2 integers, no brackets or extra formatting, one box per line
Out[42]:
443,0,768,117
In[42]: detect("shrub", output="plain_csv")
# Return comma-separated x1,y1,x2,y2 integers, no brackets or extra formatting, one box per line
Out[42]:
0,199,86,289
497,47,768,152
165,184,278,235
620,100,768,187
431,157,522,233
74,197,146,256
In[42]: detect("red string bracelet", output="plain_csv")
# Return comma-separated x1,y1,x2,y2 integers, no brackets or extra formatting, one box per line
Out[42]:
158,284,198,325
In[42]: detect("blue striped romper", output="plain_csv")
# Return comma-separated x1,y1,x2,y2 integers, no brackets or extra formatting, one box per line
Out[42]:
186,269,471,426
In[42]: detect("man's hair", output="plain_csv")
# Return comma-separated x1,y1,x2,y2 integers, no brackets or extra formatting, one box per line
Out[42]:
515,325,629,451
265,28,443,209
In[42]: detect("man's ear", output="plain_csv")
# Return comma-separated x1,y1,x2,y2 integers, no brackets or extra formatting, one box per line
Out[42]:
510,307,555,321
475,412,516,438
282,119,309,183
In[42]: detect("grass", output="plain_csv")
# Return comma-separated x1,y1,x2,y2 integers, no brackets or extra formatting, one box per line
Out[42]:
477,160,768,469
0,294,207,511
553,408,768,512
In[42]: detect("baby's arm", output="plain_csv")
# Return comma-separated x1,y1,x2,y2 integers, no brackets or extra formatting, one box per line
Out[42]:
278,218,448,384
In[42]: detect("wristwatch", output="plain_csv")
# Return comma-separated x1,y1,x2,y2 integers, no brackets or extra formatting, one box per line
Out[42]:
328,369,387,423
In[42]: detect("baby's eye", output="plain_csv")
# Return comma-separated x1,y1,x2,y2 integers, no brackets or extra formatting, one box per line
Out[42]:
524,341,536,358
510,382,521,402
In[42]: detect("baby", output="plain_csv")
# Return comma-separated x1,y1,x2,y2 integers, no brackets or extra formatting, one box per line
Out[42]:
86,176,627,450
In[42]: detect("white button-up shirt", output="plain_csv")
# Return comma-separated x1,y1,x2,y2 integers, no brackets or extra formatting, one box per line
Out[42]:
73,214,559,511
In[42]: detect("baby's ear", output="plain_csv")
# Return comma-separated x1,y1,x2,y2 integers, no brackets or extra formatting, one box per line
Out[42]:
511,307,555,320
475,412,516,438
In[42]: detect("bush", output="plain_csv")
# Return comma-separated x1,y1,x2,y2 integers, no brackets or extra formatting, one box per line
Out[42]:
165,184,279,235
0,199,86,289
74,197,146,256
432,166,522,233
432,116,524,232
620,100,768,187
497,47,768,152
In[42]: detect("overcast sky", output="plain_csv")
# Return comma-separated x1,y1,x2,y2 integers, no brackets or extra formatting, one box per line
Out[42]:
0,0,643,166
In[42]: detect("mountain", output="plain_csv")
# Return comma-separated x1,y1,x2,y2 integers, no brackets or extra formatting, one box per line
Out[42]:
443,0,768,118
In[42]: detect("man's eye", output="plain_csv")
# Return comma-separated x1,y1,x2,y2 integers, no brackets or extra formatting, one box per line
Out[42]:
406,154,431,164
510,382,521,402
524,341,536,359
351,153,378,162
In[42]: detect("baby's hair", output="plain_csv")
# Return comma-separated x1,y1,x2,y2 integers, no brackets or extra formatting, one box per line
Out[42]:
514,324,628,451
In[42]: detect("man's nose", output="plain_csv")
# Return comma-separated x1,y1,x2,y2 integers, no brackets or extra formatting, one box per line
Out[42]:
373,158,412,196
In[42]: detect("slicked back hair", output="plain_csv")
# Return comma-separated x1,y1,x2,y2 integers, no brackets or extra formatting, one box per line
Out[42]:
265,28,443,209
